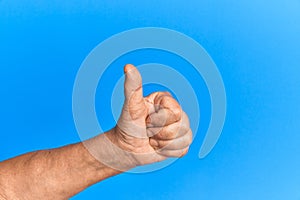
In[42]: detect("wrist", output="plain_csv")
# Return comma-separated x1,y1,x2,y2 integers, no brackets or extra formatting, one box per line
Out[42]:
104,128,141,168
83,129,138,172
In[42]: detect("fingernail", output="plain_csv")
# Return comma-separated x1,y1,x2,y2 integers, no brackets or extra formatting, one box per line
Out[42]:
150,139,159,147
124,64,135,73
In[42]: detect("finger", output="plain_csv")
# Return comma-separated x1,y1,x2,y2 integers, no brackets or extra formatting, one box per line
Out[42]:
155,94,181,118
149,130,192,150
144,91,172,114
123,64,145,119
146,108,178,127
147,111,190,140
146,95,181,127
156,147,190,158
147,124,183,139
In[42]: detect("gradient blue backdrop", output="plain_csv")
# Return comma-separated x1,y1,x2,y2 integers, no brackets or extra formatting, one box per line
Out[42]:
1,1,300,199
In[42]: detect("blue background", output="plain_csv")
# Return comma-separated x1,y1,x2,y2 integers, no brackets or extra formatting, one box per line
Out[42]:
1,1,300,199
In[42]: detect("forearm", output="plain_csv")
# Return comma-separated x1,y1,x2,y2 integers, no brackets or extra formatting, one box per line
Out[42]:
0,129,133,200
0,64,192,199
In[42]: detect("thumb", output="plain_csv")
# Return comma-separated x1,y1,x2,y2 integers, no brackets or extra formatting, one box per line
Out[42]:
124,64,144,103
117,64,147,138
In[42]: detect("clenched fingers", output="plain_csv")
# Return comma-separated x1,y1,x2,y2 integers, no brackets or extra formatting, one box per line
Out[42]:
149,129,192,150
156,147,190,158
145,92,181,127
146,111,190,140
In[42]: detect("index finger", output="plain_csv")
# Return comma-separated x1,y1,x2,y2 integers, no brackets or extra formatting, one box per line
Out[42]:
146,94,182,127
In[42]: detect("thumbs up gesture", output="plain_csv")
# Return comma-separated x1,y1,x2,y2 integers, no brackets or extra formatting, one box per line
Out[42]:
107,64,192,168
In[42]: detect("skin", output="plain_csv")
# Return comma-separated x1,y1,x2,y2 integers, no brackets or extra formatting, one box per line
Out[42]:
0,64,193,200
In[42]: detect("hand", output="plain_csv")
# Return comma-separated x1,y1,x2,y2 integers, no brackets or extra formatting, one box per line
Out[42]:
106,64,193,167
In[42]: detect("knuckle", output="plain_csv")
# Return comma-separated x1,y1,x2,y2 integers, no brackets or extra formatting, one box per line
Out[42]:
180,112,190,131
179,121,189,133
160,91,172,97
180,123,189,133
154,92,169,104
171,126,181,139
181,133,192,147
172,106,182,121
182,111,190,125
187,130,193,144
163,91,172,97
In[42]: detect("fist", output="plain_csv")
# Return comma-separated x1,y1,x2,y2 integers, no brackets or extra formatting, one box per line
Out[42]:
108,64,193,167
